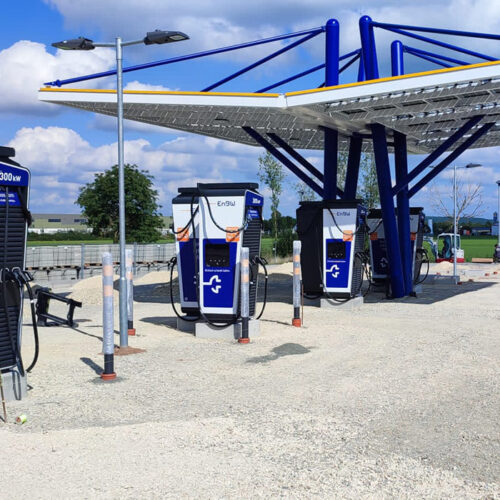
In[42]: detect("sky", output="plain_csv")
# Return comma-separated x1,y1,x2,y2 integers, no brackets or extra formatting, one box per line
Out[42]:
1,0,500,218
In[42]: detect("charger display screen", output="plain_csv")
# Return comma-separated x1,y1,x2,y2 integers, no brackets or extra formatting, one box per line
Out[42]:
205,242,230,267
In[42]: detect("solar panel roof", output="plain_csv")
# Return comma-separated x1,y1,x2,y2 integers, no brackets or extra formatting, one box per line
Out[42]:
39,60,500,154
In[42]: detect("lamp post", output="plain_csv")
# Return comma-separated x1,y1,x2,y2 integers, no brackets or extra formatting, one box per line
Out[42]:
452,163,481,283
497,180,500,246
52,30,189,347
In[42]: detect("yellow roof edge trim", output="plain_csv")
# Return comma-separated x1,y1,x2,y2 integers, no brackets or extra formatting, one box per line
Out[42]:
39,87,280,98
39,59,500,99
285,59,500,97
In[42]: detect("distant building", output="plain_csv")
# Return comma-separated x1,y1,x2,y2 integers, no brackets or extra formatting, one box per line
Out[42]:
30,214,173,235
470,226,492,236
30,214,91,234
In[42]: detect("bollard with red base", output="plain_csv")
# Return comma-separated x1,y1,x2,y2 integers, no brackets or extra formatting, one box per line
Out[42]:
126,249,136,336
292,240,302,327
101,252,117,380
238,247,250,344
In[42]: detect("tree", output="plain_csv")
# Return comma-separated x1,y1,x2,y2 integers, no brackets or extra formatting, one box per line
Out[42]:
358,153,379,209
337,150,379,209
258,152,285,241
293,181,318,202
428,176,484,231
76,164,164,243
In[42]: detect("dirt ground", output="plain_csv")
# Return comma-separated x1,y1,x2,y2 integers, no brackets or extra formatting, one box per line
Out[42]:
1,263,499,498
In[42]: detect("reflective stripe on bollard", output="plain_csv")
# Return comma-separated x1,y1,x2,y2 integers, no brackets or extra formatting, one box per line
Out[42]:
238,247,250,344
292,240,302,327
101,252,116,380
126,249,135,336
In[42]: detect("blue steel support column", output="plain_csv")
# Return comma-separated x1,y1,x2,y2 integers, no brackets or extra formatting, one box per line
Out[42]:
325,19,340,86
391,40,405,76
324,18,340,199
344,136,363,199
391,43,411,294
371,124,406,298
394,131,412,295
357,53,365,81
359,16,379,80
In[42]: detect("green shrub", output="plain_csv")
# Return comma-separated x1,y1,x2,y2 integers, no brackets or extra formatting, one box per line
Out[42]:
276,230,296,257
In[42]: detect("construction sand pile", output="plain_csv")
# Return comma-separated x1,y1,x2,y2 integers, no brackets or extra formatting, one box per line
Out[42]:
434,261,454,274
70,274,119,306
267,261,293,276
135,270,175,285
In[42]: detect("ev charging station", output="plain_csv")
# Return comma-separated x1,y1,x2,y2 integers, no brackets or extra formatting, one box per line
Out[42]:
0,147,37,401
172,187,200,318
368,208,425,284
171,183,265,336
297,200,367,301
39,14,500,305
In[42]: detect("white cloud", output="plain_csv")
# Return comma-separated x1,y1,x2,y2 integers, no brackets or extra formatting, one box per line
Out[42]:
6,126,262,213
0,41,115,114
123,80,171,92
43,1,500,51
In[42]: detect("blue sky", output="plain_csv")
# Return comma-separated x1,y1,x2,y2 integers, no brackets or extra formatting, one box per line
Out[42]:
1,0,500,219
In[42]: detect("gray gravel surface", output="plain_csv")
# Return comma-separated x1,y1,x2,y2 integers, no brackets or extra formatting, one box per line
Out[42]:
1,265,499,498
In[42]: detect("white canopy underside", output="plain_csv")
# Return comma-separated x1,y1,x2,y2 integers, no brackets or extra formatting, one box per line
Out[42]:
39,60,500,154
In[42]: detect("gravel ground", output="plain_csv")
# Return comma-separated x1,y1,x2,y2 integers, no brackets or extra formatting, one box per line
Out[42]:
1,263,499,498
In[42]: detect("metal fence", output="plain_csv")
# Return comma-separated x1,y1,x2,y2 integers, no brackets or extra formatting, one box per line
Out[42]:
26,243,175,270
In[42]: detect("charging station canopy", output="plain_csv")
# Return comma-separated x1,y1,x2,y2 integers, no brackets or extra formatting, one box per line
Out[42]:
39,60,500,154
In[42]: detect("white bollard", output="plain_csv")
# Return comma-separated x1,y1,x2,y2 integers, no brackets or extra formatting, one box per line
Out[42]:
238,247,250,344
126,249,135,336
292,240,302,327
101,252,116,380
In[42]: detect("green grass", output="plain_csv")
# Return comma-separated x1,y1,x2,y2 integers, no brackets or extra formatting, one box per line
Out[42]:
27,237,175,247
26,235,498,261
261,237,274,256
424,236,497,261
27,239,113,247
456,236,497,260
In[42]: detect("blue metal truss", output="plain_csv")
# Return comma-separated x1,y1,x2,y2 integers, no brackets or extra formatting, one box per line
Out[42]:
45,16,500,298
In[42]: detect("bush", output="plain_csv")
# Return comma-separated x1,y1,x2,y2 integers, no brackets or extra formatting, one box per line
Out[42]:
276,230,296,257
28,230,100,241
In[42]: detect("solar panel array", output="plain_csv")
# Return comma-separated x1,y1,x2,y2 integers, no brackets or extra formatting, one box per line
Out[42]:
41,68,500,154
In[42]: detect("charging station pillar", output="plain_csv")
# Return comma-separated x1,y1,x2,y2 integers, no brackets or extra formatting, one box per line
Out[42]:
371,124,405,298
324,19,339,200
0,147,31,401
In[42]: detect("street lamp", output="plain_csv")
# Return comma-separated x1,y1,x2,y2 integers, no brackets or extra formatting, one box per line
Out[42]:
452,163,481,282
52,30,189,348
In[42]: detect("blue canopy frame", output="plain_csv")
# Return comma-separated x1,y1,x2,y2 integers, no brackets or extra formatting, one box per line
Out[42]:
44,16,500,298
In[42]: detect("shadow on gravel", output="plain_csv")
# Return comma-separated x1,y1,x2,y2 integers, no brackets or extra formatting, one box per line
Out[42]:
130,283,173,304
364,279,495,305
141,316,178,329
80,357,102,375
131,273,294,305
70,327,103,343
260,318,293,327
246,343,311,364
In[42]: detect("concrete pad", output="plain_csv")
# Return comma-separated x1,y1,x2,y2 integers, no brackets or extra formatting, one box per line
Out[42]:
320,295,364,310
427,274,458,284
461,269,489,278
0,368,27,402
195,319,260,340
304,295,364,310
176,316,198,334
